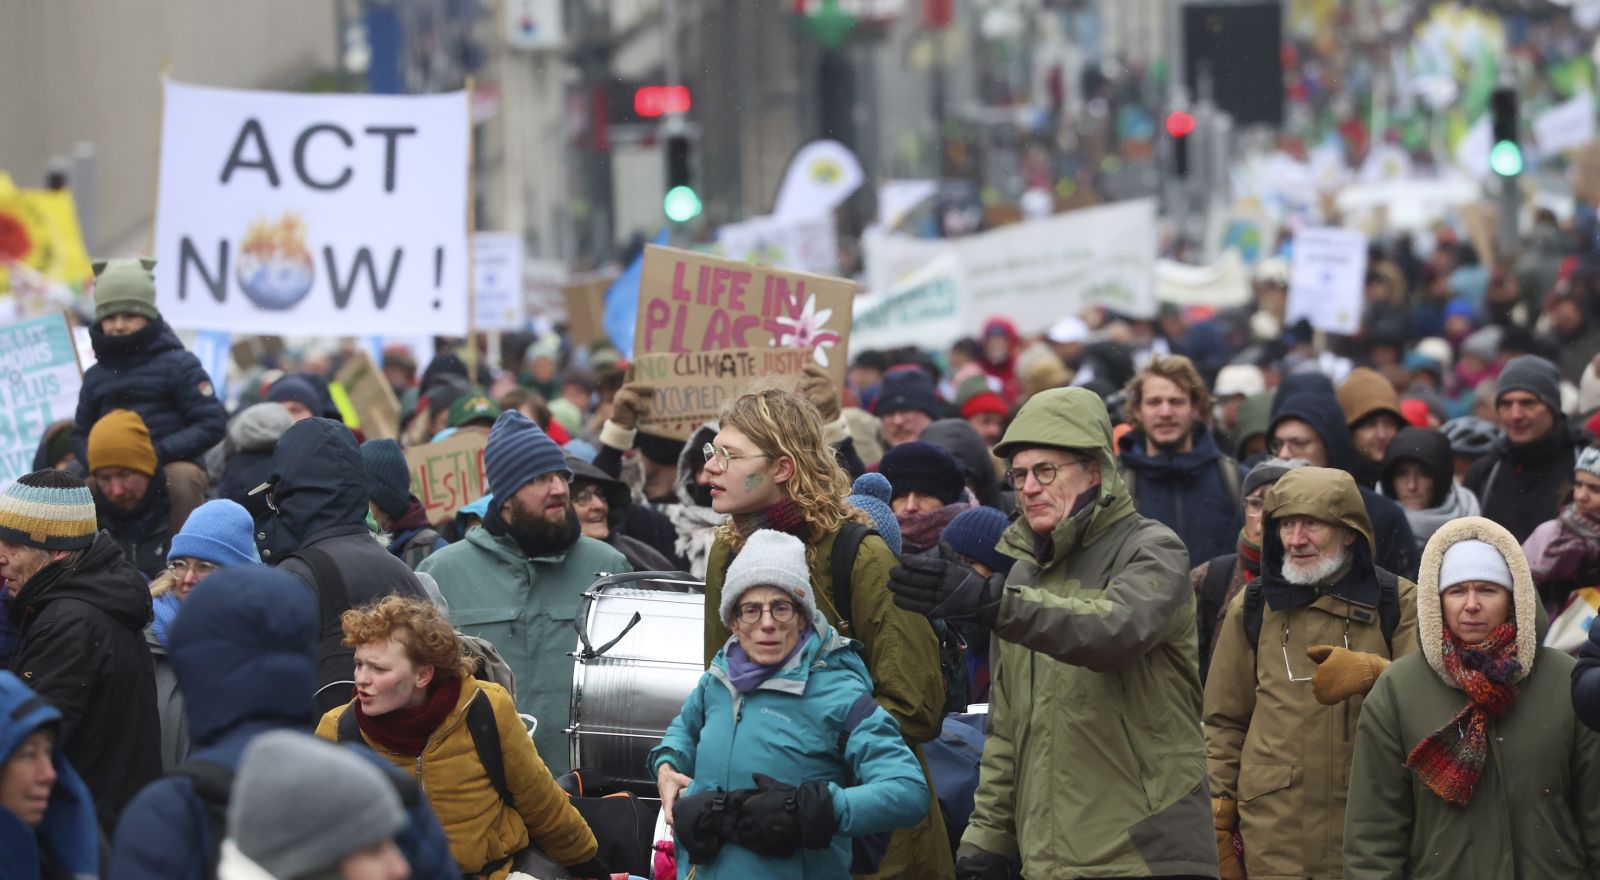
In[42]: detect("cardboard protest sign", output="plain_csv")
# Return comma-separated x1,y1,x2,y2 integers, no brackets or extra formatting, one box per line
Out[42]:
153,80,470,335
335,349,402,440
632,245,854,439
562,275,613,345
0,313,82,489
406,430,488,522
1287,227,1368,336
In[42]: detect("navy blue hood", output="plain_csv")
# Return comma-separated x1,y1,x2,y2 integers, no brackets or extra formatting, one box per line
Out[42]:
0,672,99,877
1270,372,1336,419
1270,390,1358,473
254,418,369,560
167,566,317,747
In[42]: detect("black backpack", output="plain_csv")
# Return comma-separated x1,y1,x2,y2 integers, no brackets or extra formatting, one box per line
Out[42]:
829,522,969,716
1239,567,1403,653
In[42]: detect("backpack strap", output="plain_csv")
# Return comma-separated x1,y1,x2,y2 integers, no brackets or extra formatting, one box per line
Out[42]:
835,692,882,756
1243,571,1402,653
1202,554,1237,610
829,522,873,629
285,545,350,642
171,759,234,873
337,703,362,744
465,688,514,811
1242,579,1266,650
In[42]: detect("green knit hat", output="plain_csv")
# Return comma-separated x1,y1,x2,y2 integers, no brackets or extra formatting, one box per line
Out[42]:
92,258,160,322
0,469,98,550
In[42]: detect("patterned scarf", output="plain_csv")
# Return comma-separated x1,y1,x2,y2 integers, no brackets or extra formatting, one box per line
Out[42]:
354,674,463,757
1237,530,1263,577
897,503,966,554
731,497,806,542
1405,623,1521,806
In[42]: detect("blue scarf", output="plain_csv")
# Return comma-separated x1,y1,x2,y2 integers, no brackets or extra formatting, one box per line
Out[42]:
150,591,182,646
724,626,815,693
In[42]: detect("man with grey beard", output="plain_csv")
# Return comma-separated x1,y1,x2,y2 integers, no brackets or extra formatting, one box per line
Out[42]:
1200,466,1419,880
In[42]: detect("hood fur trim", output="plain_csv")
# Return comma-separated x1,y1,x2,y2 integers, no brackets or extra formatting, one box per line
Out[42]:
1415,516,1537,685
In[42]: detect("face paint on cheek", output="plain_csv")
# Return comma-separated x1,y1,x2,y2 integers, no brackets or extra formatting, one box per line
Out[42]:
391,679,411,698
745,473,765,492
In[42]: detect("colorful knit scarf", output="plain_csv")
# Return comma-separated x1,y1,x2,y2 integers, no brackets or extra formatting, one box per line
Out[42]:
355,674,463,757
731,497,807,542
1405,623,1521,806
1237,531,1262,577
897,502,966,555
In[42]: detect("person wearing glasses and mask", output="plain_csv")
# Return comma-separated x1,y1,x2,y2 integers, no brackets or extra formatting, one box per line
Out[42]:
1204,466,1419,880
889,387,1217,880
697,388,952,880
147,499,262,770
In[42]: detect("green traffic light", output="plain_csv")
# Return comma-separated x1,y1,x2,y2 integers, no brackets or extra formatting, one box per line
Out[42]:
1489,140,1523,177
664,185,702,222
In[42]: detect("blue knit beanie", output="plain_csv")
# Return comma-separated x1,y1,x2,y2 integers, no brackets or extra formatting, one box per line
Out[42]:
266,375,321,412
941,506,1015,576
848,472,902,556
484,410,572,498
360,439,412,519
169,499,261,567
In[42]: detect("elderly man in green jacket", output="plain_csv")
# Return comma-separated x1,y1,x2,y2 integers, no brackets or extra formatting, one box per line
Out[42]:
419,411,629,774
890,387,1218,879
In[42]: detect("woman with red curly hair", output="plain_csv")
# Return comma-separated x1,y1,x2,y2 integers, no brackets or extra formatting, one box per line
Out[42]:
315,596,610,880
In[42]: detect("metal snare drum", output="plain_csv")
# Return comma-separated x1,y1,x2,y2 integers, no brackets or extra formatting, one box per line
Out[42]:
567,571,705,794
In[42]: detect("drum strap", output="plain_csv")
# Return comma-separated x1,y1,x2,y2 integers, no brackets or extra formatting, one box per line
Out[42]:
336,689,513,809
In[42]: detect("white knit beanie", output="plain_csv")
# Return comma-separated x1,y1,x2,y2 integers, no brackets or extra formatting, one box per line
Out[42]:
1438,539,1513,593
720,530,820,629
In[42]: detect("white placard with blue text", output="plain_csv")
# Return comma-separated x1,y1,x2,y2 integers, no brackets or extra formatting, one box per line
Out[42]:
1287,227,1368,336
0,314,83,490
472,232,526,331
153,80,470,335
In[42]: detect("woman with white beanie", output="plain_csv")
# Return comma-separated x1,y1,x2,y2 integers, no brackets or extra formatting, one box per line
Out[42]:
649,529,929,879
1344,517,1600,878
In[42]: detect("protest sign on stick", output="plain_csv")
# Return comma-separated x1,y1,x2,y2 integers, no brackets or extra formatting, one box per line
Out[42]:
0,313,82,490
406,430,488,523
632,245,854,440
153,79,470,335
1287,227,1368,335
335,348,402,440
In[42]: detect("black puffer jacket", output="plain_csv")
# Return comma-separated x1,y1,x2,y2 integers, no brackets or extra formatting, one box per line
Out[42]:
1465,418,1592,543
72,316,228,466
1270,390,1420,580
8,532,162,831
94,475,172,580
255,418,426,712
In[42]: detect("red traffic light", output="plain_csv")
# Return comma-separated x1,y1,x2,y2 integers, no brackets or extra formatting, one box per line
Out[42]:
1166,110,1196,138
634,85,692,118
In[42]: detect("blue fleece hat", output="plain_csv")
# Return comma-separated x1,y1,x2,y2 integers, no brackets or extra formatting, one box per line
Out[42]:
942,506,1015,576
169,499,261,567
0,672,99,877
266,375,321,412
484,410,572,499
848,472,902,555
360,439,412,519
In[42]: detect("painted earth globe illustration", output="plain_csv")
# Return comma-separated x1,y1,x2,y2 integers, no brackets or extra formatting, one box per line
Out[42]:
237,213,314,310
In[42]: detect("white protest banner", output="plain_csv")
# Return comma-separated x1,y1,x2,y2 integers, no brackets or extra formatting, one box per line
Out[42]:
472,232,525,330
1155,249,1251,309
864,198,1158,331
716,214,839,275
1535,92,1598,156
851,253,964,351
154,80,469,335
1287,227,1368,335
0,313,82,489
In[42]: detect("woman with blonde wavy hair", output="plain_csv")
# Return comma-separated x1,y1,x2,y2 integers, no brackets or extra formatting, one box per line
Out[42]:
675,386,955,879
315,596,611,880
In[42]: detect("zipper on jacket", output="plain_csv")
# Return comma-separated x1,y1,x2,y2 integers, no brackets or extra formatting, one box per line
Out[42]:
415,753,424,785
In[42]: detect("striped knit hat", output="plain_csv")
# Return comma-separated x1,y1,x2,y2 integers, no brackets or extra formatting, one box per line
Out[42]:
0,470,98,550
484,410,571,499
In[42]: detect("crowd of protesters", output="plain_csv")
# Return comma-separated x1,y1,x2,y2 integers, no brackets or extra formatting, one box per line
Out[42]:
10,224,1600,879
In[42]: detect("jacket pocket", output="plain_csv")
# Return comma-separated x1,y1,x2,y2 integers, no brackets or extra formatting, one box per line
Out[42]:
452,606,523,650
1237,762,1294,802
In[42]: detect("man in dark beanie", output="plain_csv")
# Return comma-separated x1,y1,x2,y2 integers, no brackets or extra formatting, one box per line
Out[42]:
1466,354,1594,541
252,419,427,712
874,368,945,449
418,411,629,773
878,440,970,555
360,438,447,569
1,469,161,830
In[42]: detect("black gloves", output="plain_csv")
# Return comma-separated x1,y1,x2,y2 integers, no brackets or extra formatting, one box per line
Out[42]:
889,555,1005,629
955,846,1013,880
564,855,613,879
672,788,752,865
729,773,837,857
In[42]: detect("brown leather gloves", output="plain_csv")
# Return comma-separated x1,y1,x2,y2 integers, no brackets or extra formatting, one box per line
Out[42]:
1213,796,1245,880
1306,644,1391,705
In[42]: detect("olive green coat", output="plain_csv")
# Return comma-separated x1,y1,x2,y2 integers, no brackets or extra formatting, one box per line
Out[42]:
704,527,951,880
962,387,1218,879
1344,516,1600,879
1204,466,1419,880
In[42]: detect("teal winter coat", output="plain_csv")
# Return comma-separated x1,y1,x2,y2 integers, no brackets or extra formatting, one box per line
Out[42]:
418,527,629,775
649,624,930,880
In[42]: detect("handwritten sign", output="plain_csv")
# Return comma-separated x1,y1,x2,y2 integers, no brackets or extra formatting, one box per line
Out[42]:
335,348,402,440
562,274,613,346
633,245,853,439
406,430,488,522
0,313,82,489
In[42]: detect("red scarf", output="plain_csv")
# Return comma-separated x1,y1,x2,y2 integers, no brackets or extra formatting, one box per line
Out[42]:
731,498,806,541
354,674,463,757
1237,531,1262,577
1405,623,1521,806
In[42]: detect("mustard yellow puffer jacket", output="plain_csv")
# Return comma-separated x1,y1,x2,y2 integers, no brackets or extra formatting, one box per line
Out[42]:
316,677,597,879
